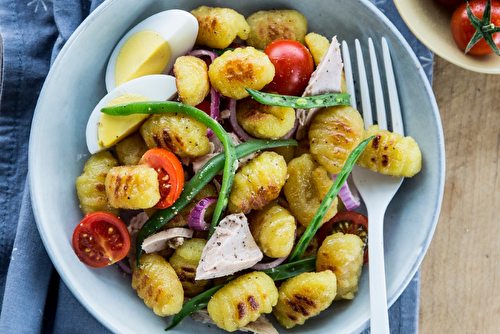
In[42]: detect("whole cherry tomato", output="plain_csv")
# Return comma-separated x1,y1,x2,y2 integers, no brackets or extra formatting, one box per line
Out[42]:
264,40,314,96
451,0,500,55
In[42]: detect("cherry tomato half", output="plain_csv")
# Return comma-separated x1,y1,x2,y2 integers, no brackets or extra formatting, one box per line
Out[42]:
317,211,369,264
195,99,211,116
140,148,184,209
264,40,314,96
451,0,500,55
72,212,131,268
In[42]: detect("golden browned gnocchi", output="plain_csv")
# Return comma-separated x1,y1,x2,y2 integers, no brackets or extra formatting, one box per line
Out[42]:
236,98,296,139
132,253,184,316
283,153,338,227
357,124,422,177
228,151,287,214
140,113,210,157
174,56,210,107
115,132,148,166
105,165,160,209
309,105,365,174
190,6,250,49
304,32,330,66
208,47,275,100
246,10,308,49
316,232,364,300
169,238,209,297
272,270,337,328
249,202,296,258
207,271,278,332
75,151,119,215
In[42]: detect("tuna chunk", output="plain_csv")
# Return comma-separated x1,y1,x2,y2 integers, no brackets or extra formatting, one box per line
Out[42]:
196,213,263,280
296,36,344,139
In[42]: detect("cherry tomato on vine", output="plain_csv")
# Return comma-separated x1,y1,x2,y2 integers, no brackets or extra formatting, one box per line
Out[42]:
317,211,369,264
264,40,314,96
72,212,131,268
451,0,500,55
140,148,184,209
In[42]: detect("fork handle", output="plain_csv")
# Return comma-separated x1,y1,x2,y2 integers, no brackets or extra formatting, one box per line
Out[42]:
368,208,390,333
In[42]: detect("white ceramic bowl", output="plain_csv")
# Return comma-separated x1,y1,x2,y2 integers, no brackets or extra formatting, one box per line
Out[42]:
29,0,445,333
394,0,500,74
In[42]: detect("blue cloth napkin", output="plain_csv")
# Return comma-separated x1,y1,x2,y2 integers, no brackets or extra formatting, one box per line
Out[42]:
0,0,433,333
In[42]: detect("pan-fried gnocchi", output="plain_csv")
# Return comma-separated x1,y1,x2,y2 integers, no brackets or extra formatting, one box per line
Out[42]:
76,151,119,215
284,153,338,227
208,47,275,100
246,10,308,49
357,124,422,177
105,165,160,209
304,32,330,66
309,105,365,174
316,232,364,300
236,98,296,139
115,132,147,166
169,238,210,297
249,202,296,258
132,253,184,316
140,113,210,157
272,270,337,328
228,151,287,214
191,6,250,49
174,56,210,107
207,271,279,332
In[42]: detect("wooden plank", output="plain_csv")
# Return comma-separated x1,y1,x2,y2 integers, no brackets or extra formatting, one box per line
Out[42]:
420,55,500,333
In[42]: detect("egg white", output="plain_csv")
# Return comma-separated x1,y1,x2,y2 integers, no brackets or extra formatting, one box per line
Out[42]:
105,9,198,92
86,74,177,154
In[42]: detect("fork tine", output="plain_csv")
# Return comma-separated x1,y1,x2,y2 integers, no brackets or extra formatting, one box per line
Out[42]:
341,40,357,108
368,38,388,131
355,39,373,128
382,37,404,136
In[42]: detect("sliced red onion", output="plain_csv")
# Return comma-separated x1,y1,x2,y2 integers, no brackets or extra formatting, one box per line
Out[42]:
206,87,220,138
115,259,133,276
251,256,287,270
227,98,258,142
281,116,299,139
188,196,218,231
332,173,360,211
186,49,218,63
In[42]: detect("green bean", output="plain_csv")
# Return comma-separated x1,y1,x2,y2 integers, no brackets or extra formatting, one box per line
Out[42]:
245,88,351,109
102,101,237,240
165,283,225,331
261,256,317,281
288,136,374,263
164,256,316,331
134,139,297,266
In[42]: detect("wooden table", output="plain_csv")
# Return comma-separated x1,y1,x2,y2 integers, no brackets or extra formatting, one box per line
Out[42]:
419,56,500,333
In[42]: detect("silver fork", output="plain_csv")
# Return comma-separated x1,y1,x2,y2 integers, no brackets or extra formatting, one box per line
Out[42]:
342,37,404,334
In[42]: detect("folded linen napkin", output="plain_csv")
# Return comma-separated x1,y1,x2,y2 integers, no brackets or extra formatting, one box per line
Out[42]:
0,0,433,333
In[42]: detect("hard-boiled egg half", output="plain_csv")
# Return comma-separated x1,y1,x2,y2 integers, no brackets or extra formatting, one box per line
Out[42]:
86,74,177,154
105,9,198,92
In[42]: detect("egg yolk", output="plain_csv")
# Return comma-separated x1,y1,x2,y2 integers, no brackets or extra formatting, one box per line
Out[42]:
98,94,150,149
115,30,171,87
